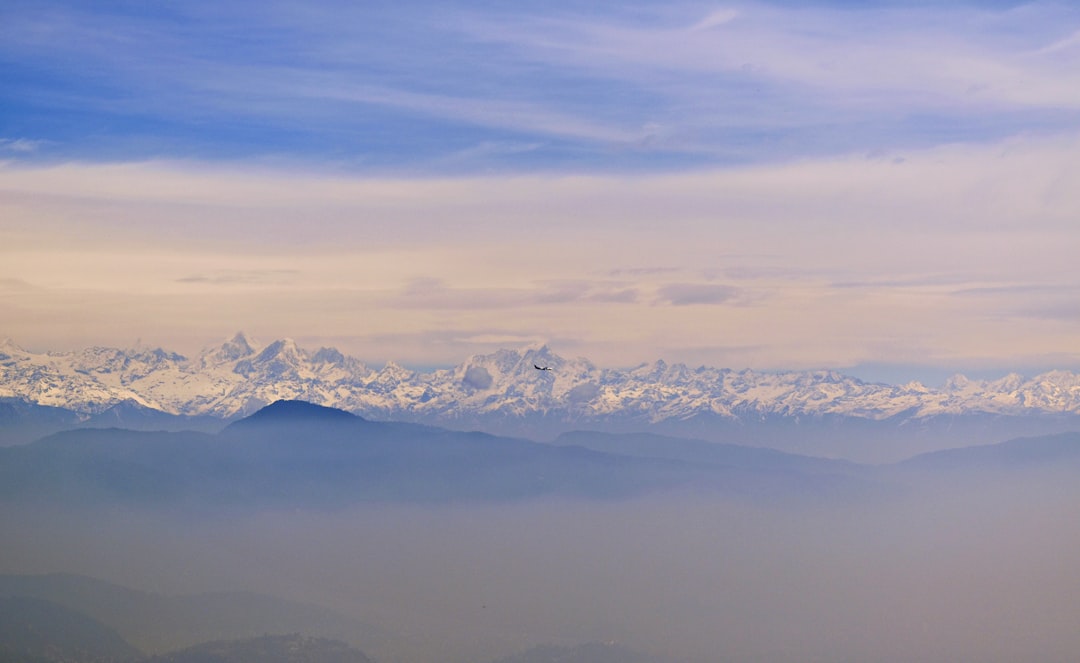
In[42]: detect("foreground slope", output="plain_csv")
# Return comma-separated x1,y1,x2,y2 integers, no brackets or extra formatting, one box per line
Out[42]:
489,643,655,663
149,634,373,663
0,595,143,663
0,574,387,656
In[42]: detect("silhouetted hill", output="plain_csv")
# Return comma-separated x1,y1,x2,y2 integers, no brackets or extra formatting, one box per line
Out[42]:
0,402,704,506
0,428,228,505
0,398,78,428
0,595,143,663
0,574,388,656
0,397,80,446
149,634,374,663
554,430,858,474
898,431,1080,471
553,429,882,502
84,401,223,434
489,643,655,663
0,400,895,507
225,399,362,430
216,403,709,504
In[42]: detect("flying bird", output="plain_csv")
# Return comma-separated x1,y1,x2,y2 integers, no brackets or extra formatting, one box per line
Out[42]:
534,364,552,371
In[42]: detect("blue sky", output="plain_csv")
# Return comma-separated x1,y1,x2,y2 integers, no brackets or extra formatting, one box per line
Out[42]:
2,0,1080,382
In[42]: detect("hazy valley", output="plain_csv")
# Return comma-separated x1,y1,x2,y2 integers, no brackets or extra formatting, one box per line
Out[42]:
2,397,1080,662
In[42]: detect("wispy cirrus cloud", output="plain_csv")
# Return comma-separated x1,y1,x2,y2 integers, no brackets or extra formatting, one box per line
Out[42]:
464,3,1080,109
0,138,44,153
6,1,1080,169
451,1,1080,162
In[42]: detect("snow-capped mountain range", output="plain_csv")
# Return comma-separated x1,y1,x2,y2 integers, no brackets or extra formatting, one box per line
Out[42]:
4,333,1080,427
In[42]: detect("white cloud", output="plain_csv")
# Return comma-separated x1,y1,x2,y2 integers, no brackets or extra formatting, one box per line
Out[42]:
656,283,741,306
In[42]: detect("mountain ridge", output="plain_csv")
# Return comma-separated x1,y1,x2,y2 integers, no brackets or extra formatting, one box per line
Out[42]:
6,334,1080,459
3,335,1080,451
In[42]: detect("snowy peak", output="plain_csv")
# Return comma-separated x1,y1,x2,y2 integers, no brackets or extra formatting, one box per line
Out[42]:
237,338,307,378
944,374,973,391
311,346,345,366
71,345,186,379
200,331,258,367
449,347,601,406
476,347,558,375
227,330,256,352
254,338,302,363
452,347,547,387
522,344,560,368
627,359,700,385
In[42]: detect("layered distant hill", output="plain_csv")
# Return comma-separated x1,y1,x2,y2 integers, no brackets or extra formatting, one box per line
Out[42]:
3,334,1080,459
5,398,1079,510
0,400,867,507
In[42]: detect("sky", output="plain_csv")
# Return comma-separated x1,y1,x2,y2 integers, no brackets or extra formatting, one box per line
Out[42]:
2,0,1080,384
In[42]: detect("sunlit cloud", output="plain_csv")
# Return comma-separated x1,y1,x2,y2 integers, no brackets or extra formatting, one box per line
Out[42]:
176,269,300,286
607,266,681,277
656,283,742,306
389,278,640,311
